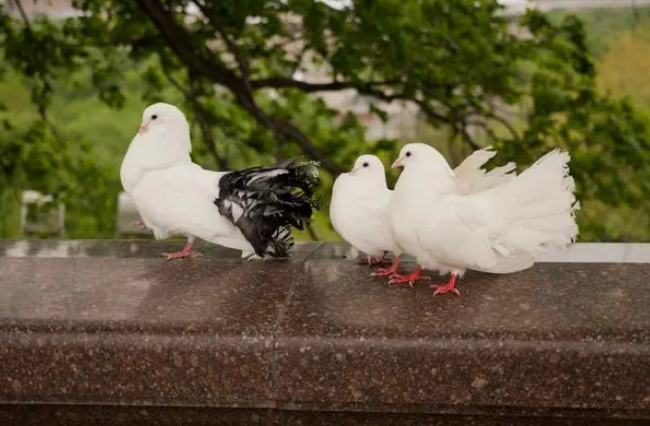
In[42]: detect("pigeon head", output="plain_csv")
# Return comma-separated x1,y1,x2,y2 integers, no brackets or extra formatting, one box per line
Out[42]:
134,102,192,157
392,143,450,170
392,143,456,191
348,154,386,178
138,103,188,136
123,103,192,175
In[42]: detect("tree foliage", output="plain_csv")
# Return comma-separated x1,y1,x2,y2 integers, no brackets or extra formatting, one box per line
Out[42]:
0,0,649,241
549,5,650,58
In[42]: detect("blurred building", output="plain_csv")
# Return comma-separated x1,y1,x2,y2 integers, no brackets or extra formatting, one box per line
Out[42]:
0,0,76,18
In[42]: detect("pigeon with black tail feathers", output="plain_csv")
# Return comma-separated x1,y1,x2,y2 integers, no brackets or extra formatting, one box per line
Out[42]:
120,102,320,259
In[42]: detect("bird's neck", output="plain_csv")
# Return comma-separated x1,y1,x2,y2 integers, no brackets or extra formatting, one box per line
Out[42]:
120,126,192,191
333,175,389,203
395,164,456,202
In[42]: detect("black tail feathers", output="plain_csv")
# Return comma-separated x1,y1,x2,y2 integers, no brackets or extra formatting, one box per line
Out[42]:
214,159,320,258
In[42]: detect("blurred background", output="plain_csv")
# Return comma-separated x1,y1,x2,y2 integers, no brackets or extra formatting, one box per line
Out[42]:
0,0,648,243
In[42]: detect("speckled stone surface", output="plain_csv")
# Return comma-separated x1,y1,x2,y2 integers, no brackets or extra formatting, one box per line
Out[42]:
1,405,648,426
1,239,650,263
1,240,650,425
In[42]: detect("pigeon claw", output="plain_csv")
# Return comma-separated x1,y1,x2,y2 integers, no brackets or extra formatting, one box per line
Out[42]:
431,283,460,296
388,268,429,287
370,255,402,277
160,241,202,260
161,251,203,260
430,274,460,296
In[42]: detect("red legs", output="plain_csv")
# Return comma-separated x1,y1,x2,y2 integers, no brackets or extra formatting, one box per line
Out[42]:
161,239,203,260
388,267,430,287
380,263,461,296
430,273,460,296
370,255,401,277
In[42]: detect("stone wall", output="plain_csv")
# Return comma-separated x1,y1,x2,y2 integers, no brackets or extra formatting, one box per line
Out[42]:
0,240,649,425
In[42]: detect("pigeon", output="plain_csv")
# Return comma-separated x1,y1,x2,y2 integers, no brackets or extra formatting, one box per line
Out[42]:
330,149,517,278
120,102,320,259
389,143,579,295
330,154,402,276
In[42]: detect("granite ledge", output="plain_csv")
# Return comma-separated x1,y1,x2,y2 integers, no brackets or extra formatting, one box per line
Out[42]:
1,239,650,263
0,242,649,425
3,404,648,426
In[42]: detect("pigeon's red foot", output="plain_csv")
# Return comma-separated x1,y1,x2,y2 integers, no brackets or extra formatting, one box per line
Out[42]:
431,273,460,296
161,242,202,260
388,267,430,287
161,250,202,260
370,255,401,277
358,253,386,266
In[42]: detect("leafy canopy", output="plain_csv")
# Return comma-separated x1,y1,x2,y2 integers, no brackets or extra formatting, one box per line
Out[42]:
0,0,649,241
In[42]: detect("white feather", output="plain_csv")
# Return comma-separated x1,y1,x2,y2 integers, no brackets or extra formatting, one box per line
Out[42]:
120,102,254,253
389,143,579,277
454,146,516,194
330,155,400,258
248,168,288,184
331,149,519,260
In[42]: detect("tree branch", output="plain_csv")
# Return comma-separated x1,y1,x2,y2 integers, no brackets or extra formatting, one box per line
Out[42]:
252,106,343,173
467,117,501,146
250,77,397,93
158,58,193,98
485,111,522,143
251,76,456,128
228,86,344,174
12,0,31,30
134,0,240,88
466,110,522,144
193,1,251,90
135,0,343,175
365,86,453,126
461,96,523,144
458,124,482,151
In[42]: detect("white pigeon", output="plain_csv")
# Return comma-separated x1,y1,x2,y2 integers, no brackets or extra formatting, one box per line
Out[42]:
330,154,402,276
330,150,517,278
389,143,579,296
120,102,320,259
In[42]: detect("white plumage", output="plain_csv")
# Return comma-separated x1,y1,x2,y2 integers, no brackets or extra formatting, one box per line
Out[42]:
389,143,579,295
120,102,319,259
120,103,253,259
330,155,402,274
330,148,518,278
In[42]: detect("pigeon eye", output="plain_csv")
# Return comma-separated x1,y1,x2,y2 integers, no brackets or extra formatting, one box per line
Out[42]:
151,114,158,120
405,151,412,158
362,162,369,168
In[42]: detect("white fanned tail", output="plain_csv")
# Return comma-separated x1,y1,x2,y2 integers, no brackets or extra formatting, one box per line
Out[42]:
454,147,517,195
488,149,580,269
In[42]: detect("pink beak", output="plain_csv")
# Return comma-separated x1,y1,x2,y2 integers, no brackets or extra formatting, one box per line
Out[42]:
391,156,405,169
348,166,362,175
138,120,150,135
